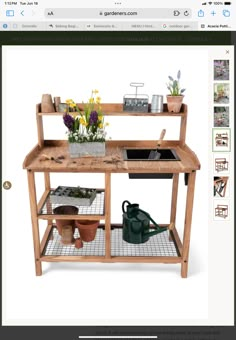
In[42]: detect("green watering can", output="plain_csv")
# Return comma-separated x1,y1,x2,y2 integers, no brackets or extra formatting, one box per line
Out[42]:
122,200,173,244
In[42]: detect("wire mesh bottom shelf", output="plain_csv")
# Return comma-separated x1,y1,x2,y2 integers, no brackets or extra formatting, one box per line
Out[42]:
111,229,179,257
43,227,105,256
40,190,105,215
43,227,179,257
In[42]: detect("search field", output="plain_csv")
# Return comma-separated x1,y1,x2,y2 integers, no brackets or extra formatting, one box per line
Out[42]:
44,8,192,19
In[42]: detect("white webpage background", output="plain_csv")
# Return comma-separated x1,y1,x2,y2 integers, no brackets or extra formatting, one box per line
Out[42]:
2,45,233,325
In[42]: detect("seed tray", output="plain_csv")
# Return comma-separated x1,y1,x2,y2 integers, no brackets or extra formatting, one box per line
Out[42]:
50,186,96,206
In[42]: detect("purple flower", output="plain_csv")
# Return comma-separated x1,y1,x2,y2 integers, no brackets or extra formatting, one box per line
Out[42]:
89,111,98,125
63,113,75,131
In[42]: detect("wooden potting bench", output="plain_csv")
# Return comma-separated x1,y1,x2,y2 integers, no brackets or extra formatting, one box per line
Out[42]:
215,158,229,172
23,103,200,277
215,205,228,219
215,132,229,147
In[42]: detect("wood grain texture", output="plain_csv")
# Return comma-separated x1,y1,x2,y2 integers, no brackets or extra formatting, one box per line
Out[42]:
181,171,196,278
37,103,187,117
27,170,42,276
23,140,200,173
105,173,111,259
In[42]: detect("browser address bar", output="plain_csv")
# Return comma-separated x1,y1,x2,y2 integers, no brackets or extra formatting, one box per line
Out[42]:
45,8,192,19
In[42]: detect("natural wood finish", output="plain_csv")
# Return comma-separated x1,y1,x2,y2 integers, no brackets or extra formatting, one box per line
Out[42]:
23,144,40,169
40,255,106,262
27,170,42,276
37,189,50,213
38,103,187,117
179,104,187,145
40,223,53,253
40,256,181,263
169,174,179,242
36,104,44,147
23,140,200,173
105,173,111,259
44,172,51,190
109,256,181,263
43,173,53,229
181,171,196,278
171,227,183,256
170,174,179,225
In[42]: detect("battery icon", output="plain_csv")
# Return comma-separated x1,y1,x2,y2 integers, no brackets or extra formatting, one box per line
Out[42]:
224,2,231,4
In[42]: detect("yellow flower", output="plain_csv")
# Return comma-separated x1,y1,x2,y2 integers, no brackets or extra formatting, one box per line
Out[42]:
71,111,78,118
95,96,101,104
79,117,86,125
89,97,94,104
66,99,73,104
105,122,109,126
98,123,103,129
93,89,99,94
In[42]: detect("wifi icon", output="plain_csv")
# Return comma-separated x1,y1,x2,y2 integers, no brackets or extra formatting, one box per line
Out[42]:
208,1,213,4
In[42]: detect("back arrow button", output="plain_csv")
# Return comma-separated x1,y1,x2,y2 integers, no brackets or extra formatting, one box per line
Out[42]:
21,10,24,16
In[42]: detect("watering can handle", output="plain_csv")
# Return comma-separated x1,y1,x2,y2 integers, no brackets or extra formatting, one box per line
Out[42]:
122,200,131,213
137,208,161,229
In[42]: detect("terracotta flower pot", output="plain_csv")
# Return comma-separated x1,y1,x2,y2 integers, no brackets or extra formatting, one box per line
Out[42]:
75,220,100,242
74,238,83,249
41,94,55,113
61,225,75,245
53,205,79,236
166,95,184,113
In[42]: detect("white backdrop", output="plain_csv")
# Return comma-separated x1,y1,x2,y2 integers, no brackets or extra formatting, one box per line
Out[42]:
2,46,209,325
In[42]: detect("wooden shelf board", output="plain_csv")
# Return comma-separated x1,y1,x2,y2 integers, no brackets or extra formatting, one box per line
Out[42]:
23,140,200,172
37,103,187,117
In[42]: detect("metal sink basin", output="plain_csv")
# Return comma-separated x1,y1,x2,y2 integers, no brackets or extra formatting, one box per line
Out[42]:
123,148,180,161
123,148,180,179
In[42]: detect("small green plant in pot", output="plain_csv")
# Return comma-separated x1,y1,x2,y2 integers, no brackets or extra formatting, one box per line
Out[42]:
166,70,186,113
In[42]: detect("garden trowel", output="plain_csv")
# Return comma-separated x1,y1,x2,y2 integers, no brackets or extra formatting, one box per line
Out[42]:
148,129,166,160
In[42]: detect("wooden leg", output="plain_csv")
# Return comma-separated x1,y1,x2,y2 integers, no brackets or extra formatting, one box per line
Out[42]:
44,172,51,190
169,173,179,241
181,171,196,278
105,173,111,259
44,173,53,237
27,170,42,276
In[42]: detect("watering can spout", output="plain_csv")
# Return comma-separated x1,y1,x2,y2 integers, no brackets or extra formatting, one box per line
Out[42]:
144,227,167,238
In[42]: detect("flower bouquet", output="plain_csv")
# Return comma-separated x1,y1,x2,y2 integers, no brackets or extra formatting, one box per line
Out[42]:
63,90,108,157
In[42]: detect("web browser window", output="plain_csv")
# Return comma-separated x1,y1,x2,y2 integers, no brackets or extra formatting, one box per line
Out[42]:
0,1,235,339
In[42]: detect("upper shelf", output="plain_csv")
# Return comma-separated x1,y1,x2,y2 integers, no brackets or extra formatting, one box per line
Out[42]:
37,103,187,117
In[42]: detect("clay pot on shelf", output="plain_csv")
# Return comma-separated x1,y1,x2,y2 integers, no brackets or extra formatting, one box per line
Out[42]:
61,225,75,245
54,96,61,112
75,238,83,249
41,94,55,113
75,220,100,242
166,95,184,113
53,205,78,236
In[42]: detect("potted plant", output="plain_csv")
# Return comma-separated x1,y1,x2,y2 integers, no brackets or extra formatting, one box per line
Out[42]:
166,70,186,113
63,90,109,158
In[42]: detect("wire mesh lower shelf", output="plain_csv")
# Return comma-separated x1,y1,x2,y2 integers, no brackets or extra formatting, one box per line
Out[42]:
43,227,180,258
